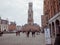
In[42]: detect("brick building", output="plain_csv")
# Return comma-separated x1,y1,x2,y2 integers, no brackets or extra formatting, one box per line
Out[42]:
41,0,50,32
42,0,60,45
41,15,47,32
8,22,16,31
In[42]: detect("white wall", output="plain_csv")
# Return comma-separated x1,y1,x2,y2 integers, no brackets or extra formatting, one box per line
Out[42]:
1,24,8,31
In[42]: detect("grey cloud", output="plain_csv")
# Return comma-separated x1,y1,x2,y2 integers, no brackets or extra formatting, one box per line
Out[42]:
0,0,43,26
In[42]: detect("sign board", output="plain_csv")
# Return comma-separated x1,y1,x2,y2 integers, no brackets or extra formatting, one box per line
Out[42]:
44,28,51,45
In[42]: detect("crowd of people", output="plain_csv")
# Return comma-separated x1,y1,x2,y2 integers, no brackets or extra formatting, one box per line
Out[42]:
16,31,40,37
26,31,36,37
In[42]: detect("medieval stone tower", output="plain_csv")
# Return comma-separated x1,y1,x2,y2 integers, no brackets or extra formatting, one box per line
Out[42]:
28,2,34,25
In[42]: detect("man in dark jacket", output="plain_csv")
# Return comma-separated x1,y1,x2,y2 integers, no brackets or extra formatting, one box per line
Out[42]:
54,25,60,45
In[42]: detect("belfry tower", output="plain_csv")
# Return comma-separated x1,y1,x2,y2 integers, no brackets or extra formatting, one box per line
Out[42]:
28,2,34,25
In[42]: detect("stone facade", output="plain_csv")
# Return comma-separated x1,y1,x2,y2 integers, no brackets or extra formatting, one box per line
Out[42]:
16,25,22,31
23,24,40,32
0,17,8,31
43,0,60,45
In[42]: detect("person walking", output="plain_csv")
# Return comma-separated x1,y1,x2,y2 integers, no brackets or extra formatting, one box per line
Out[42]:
27,31,30,37
32,31,35,37
54,25,60,45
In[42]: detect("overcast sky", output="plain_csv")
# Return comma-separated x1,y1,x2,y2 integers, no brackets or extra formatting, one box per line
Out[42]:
0,0,43,26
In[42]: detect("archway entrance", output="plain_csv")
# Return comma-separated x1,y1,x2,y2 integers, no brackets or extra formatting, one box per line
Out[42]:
52,22,55,37
55,20,60,35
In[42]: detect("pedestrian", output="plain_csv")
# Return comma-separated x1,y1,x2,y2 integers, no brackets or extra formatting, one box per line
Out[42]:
54,34,60,45
32,31,35,37
16,31,18,36
16,31,20,36
54,25,60,45
27,31,30,37
18,31,20,36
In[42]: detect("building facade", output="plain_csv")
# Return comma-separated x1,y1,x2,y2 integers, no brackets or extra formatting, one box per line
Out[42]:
43,0,60,45
0,17,9,31
16,25,22,31
41,0,50,32
41,15,47,32
8,22,16,31
22,2,40,32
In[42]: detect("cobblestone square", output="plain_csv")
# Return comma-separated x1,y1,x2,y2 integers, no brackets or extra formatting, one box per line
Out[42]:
0,33,45,45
